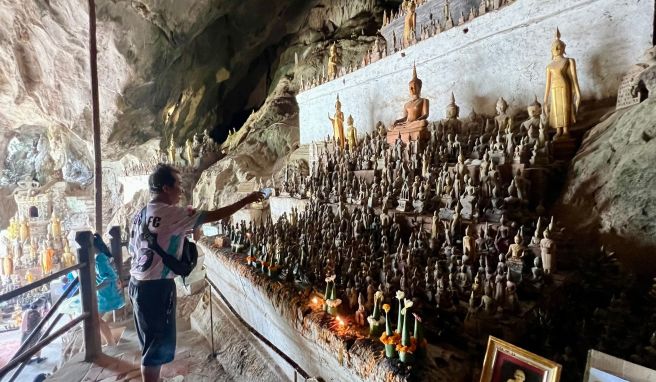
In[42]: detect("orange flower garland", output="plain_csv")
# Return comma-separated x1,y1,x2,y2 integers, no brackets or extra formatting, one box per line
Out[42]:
380,331,401,345
396,337,418,354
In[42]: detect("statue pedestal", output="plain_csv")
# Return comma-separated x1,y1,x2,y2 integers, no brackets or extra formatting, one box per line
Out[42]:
552,137,577,161
396,199,412,212
507,258,524,283
386,124,428,146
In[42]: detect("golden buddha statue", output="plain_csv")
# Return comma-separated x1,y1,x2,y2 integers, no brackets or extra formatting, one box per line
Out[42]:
543,28,581,139
62,240,75,267
25,269,34,283
346,115,358,149
392,65,429,130
402,0,417,45
167,136,176,163
41,241,54,275
19,217,30,243
328,95,345,149
327,42,339,80
2,253,13,277
7,217,17,240
50,212,62,237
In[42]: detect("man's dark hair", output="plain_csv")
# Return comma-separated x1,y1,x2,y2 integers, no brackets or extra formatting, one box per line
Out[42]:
149,163,179,193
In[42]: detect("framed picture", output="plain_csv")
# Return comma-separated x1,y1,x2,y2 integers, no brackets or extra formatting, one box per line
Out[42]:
480,336,562,382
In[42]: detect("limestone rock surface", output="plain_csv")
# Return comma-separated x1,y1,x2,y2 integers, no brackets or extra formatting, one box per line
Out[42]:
556,97,656,271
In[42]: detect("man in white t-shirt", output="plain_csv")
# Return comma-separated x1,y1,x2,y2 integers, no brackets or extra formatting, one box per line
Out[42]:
128,163,262,382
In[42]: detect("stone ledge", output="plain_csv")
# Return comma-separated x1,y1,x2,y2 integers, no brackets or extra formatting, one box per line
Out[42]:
198,239,473,382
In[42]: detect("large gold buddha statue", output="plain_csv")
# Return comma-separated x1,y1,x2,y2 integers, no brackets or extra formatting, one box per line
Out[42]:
392,64,429,130
543,28,581,139
328,95,345,149
402,0,417,45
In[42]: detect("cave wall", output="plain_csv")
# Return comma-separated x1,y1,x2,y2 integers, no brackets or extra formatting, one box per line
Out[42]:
555,96,656,273
297,0,655,144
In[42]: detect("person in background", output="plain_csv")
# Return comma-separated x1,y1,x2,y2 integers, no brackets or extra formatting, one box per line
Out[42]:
59,234,125,347
20,302,45,364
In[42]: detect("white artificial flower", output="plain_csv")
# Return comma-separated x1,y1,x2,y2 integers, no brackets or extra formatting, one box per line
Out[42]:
395,290,405,300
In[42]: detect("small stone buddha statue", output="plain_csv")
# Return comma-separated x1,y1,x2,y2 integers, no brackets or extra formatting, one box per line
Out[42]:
328,95,345,149
442,93,462,135
544,28,581,139
346,114,358,150
185,138,194,166
494,96,511,132
392,64,429,131
521,96,543,143
167,136,176,163
540,228,556,274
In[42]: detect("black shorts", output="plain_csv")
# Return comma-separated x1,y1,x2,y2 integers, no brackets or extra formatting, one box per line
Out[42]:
129,278,177,366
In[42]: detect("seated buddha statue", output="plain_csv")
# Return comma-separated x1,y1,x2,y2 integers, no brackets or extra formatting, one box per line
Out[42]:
442,93,462,135
392,64,429,130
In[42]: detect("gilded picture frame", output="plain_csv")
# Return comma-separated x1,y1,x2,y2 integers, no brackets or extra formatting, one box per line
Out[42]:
480,336,562,382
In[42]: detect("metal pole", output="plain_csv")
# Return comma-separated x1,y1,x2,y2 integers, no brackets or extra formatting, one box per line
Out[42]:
88,0,102,233
208,282,216,358
108,226,124,283
76,231,102,361
108,226,123,322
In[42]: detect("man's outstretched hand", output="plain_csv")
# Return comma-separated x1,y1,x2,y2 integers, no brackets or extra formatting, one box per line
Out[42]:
243,191,265,204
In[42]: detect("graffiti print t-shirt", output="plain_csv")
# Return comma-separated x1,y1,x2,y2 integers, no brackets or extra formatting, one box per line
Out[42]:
128,202,204,281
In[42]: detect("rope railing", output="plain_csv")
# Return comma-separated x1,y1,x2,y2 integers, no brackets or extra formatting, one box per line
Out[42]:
204,276,311,381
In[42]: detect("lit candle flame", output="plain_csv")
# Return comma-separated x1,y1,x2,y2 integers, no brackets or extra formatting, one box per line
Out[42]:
337,316,345,326
312,297,318,304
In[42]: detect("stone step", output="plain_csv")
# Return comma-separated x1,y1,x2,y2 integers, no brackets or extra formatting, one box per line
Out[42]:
288,143,310,164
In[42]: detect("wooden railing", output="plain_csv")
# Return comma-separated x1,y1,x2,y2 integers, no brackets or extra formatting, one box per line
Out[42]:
0,231,103,381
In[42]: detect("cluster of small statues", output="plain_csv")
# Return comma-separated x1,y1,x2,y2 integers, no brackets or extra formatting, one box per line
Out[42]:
300,0,519,92
1,212,76,287
217,189,560,349
385,0,517,48
162,128,220,169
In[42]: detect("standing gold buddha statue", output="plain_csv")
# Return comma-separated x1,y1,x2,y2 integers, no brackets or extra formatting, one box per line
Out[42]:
327,43,339,80
328,95,345,149
402,0,417,46
543,28,581,139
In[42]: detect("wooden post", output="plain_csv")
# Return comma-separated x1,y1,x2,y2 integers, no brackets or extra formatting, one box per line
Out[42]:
88,0,102,234
76,231,102,361
108,226,124,283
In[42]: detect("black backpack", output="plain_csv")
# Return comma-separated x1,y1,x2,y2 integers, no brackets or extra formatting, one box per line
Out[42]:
138,207,198,277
